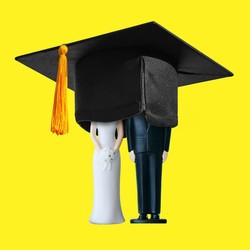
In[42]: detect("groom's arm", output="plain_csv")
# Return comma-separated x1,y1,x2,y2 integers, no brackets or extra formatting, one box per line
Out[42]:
126,118,134,152
163,127,172,152
162,127,172,163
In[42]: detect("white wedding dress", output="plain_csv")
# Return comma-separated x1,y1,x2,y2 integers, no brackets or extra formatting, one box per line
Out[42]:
89,121,125,224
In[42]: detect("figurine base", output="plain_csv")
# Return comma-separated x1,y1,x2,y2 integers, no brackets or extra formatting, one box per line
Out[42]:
130,218,149,223
130,218,167,224
149,218,167,224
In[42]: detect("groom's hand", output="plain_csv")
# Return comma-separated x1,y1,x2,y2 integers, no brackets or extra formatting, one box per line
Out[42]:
129,150,135,162
162,151,168,163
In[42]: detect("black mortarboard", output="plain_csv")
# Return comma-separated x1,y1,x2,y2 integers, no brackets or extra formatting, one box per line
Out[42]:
15,21,233,134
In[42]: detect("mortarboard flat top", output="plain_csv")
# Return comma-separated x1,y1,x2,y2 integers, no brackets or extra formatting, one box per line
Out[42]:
15,21,233,90
15,21,233,131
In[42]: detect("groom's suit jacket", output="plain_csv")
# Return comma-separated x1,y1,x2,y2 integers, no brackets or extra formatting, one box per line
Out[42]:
126,112,171,154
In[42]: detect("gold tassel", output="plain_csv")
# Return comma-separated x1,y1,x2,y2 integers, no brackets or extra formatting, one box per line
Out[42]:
51,45,69,135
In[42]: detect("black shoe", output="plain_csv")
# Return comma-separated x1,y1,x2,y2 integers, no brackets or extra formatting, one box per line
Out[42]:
130,214,149,224
149,214,167,224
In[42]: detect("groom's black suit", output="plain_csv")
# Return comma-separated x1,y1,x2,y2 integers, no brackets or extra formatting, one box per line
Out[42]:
126,112,171,216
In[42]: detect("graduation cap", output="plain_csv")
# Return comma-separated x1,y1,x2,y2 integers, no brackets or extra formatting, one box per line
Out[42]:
15,21,233,135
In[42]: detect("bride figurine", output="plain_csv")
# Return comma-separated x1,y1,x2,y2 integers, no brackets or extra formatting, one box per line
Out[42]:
89,120,125,224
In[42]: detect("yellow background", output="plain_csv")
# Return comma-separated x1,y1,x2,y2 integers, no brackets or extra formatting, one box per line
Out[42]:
1,0,249,249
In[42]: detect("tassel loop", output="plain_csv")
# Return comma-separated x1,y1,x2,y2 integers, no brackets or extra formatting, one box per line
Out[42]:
51,45,69,135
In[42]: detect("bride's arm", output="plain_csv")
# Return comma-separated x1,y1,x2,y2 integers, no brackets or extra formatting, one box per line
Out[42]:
114,120,124,151
90,122,102,152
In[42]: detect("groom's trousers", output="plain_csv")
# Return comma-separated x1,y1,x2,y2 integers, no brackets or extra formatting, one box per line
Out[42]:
135,152,163,215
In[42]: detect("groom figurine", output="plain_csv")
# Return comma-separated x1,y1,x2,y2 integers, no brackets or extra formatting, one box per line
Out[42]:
126,111,172,223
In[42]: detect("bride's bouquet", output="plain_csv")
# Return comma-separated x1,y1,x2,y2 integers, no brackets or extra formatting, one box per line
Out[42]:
100,147,118,171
